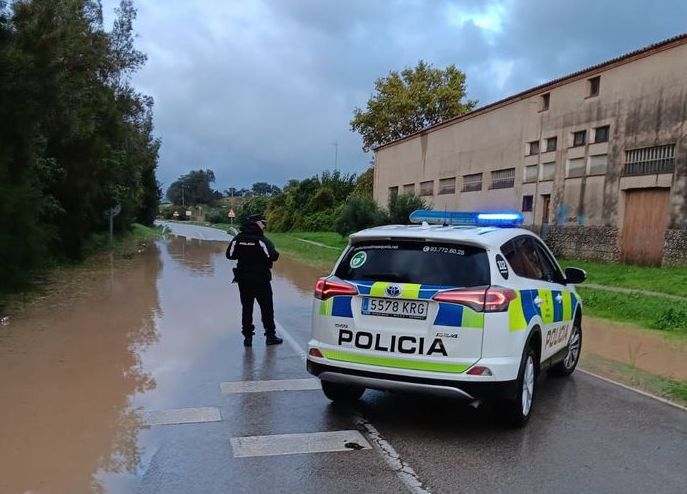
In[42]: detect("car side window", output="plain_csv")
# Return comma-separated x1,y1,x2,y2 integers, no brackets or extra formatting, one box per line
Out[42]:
531,239,565,284
502,236,564,283
501,237,543,280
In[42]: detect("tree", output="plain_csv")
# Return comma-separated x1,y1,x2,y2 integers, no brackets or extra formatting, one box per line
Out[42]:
251,182,281,196
334,196,385,237
166,169,217,206
0,0,160,286
353,166,374,197
350,60,477,151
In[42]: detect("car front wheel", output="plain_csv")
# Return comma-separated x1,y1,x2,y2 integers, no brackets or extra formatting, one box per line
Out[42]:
498,345,538,427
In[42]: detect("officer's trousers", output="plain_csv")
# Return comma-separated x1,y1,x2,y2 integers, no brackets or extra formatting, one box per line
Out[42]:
238,280,276,337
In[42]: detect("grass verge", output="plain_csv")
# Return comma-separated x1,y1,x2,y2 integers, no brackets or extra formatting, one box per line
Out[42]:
560,259,687,298
268,232,344,271
577,287,687,337
580,352,687,407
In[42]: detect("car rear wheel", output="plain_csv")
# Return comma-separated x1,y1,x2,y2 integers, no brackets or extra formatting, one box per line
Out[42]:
548,316,582,377
321,380,365,403
497,345,537,428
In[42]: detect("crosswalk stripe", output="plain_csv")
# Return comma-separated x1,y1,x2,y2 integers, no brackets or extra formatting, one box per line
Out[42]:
140,407,222,426
231,430,371,458
220,378,320,394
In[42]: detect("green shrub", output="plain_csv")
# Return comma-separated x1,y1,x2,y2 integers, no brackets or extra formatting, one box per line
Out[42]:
651,308,687,333
388,193,425,224
301,205,343,231
334,196,385,236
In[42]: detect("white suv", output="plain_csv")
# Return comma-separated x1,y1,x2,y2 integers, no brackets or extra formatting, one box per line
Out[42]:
306,211,586,426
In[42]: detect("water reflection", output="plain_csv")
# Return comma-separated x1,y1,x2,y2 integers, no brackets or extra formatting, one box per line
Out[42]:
272,254,330,295
166,235,225,276
0,245,162,494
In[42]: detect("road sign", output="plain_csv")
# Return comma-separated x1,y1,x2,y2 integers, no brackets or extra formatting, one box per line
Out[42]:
186,210,192,217
228,209,236,218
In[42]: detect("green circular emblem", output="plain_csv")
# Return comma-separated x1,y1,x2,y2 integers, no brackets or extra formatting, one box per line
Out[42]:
350,251,367,269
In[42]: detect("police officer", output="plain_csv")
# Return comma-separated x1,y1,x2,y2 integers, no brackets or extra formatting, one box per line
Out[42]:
226,213,283,347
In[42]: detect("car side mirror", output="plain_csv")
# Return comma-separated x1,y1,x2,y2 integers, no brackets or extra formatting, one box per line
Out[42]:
564,267,586,284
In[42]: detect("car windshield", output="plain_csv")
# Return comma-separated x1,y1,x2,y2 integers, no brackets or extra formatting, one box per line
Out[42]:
335,240,490,287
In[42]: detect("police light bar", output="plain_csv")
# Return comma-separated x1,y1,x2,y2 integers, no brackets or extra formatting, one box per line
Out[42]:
409,210,524,227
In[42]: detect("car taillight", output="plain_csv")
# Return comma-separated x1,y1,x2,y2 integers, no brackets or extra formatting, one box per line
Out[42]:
314,277,358,300
432,287,516,312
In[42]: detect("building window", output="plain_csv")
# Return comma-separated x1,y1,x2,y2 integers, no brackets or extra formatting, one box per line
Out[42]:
572,130,586,147
402,183,415,195
438,177,456,195
522,195,534,212
524,165,538,183
490,168,515,189
540,161,555,181
528,140,540,155
388,186,399,197
588,76,600,97
419,180,434,196
589,154,608,175
567,158,586,178
594,125,610,143
624,144,675,176
541,93,550,111
545,136,557,152
462,173,482,192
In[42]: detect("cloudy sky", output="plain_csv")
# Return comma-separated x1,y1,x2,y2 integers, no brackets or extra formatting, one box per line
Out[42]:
101,0,686,192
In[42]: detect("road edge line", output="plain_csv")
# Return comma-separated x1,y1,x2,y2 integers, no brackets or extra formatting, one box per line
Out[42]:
578,369,687,412
275,321,433,494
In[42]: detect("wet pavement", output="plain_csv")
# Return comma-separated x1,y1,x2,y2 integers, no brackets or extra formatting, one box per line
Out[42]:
0,223,686,494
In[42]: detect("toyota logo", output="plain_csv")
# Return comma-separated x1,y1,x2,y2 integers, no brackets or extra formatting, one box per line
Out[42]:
385,285,401,297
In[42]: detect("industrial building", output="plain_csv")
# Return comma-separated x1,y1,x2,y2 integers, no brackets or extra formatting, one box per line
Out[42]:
373,34,687,265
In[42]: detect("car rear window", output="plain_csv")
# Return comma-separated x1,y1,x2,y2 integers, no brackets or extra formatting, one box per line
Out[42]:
336,240,490,287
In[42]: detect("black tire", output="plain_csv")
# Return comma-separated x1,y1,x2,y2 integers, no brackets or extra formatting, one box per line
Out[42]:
321,380,365,403
497,345,538,428
548,315,582,377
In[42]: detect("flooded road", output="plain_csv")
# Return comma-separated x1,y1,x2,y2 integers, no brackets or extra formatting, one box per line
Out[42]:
1,224,686,494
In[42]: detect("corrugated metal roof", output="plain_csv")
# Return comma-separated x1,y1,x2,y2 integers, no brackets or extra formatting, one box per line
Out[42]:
374,32,687,151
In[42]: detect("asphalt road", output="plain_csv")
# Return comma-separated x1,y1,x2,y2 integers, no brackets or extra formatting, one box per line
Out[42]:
2,222,685,494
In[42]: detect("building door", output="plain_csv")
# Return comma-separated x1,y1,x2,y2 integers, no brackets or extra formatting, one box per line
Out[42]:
541,195,551,224
622,188,670,265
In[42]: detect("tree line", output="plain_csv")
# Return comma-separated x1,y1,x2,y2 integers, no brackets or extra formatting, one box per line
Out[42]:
0,0,159,291
237,168,426,236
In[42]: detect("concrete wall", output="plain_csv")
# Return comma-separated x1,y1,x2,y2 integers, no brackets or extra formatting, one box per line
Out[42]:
374,39,687,264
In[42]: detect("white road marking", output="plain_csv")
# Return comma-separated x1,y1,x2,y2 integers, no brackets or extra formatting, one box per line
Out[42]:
578,369,687,412
220,378,320,394
275,321,432,494
139,407,222,426
231,430,371,458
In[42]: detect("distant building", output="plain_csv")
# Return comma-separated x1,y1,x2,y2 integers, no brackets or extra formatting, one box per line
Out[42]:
373,34,687,265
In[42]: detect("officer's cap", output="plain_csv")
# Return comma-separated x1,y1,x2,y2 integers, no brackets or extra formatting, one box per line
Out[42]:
247,213,267,223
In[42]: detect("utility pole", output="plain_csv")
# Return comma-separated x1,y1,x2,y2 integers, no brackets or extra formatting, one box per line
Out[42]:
181,185,185,207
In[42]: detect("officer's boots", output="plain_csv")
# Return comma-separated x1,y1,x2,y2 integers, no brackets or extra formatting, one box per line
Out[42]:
266,334,283,345
243,335,252,347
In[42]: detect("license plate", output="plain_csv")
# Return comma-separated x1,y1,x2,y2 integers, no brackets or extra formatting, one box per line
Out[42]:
361,297,428,320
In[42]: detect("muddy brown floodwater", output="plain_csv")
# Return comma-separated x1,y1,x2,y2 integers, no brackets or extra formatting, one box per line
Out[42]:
582,317,687,380
0,236,327,494
0,234,686,494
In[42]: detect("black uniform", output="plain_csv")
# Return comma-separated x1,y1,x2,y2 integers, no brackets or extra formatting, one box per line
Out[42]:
226,220,280,339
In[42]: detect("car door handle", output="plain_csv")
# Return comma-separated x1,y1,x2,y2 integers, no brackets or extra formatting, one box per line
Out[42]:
555,294,563,303
534,296,543,306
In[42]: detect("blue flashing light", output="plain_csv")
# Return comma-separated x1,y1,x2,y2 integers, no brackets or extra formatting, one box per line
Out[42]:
409,210,524,227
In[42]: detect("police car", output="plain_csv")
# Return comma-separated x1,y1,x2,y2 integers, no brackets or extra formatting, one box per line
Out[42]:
306,210,586,426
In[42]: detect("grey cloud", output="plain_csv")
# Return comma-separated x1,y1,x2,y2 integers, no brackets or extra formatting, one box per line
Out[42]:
101,0,686,191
